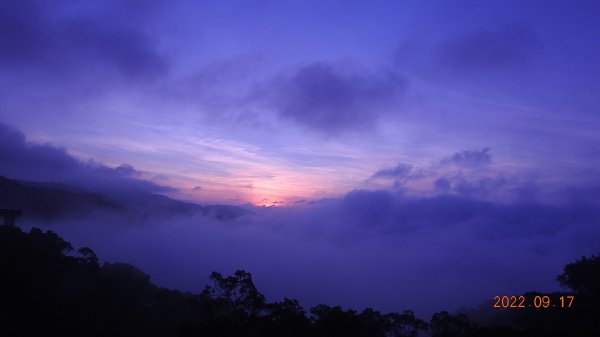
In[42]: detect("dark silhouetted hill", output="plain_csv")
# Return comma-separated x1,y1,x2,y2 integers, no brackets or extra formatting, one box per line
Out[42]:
0,175,248,222
0,175,121,220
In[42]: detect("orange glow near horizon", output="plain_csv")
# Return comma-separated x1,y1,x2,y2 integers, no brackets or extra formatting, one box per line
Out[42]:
194,177,337,206
162,167,348,206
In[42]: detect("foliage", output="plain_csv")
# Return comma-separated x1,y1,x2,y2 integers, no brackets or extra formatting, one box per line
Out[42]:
557,254,600,296
1,225,599,336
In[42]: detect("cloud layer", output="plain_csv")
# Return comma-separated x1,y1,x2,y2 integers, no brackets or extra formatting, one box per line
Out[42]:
2,125,598,318
36,184,600,318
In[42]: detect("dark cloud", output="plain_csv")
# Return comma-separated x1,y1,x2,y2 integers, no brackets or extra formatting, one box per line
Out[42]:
433,174,508,199
370,150,536,200
437,25,536,72
561,185,600,204
452,176,507,198
372,163,412,179
441,148,491,166
192,186,203,191
0,0,167,80
0,123,171,193
434,177,451,193
339,189,396,228
265,63,405,135
334,188,600,241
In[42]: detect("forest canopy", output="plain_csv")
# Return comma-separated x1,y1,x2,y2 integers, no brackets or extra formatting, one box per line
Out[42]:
0,225,598,337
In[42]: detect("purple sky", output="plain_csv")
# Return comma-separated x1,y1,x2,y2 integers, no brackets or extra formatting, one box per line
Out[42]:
1,0,598,205
1,0,600,317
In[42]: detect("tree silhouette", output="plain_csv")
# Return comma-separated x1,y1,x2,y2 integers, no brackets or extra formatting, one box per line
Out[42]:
557,254,600,297
310,305,364,337
309,305,427,337
77,246,99,266
385,310,428,337
555,254,600,335
2,224,600,337
201,270,266,320
262,298,311,337
430,311,471,337
188,270,267,337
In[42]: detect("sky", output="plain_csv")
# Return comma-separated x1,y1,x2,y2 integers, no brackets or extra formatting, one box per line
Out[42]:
1,0,600,317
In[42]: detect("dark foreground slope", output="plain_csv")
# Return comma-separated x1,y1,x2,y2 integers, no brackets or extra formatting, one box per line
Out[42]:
0,225,598,337
0,225,196,337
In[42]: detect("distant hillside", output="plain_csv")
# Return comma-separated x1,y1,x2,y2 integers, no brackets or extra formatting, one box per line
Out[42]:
0,176,248,222
0,176,121,220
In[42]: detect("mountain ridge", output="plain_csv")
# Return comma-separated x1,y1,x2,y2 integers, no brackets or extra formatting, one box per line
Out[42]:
0,176,248,222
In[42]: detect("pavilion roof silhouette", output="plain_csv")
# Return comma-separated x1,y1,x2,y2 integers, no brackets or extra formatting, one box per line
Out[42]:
0,209,22,226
